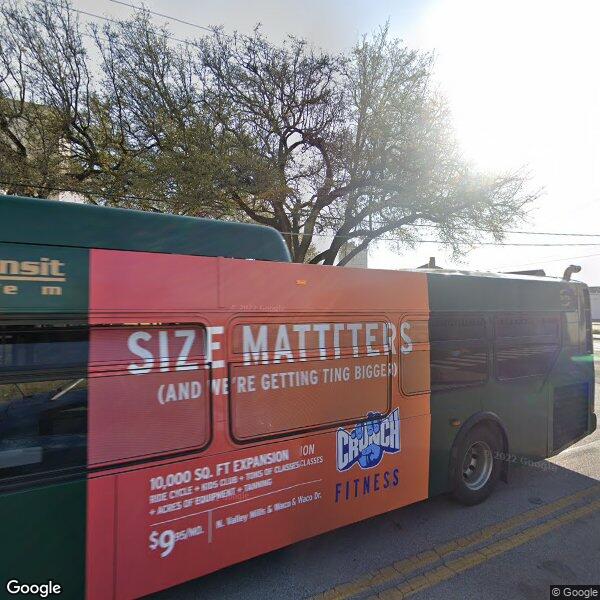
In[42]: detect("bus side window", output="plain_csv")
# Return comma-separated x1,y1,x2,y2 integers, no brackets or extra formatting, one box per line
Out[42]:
494,313,560,380
580,286,593,354
87,325,209,465
562,311,580,348
0,325,89,481
429,315,488,390
229,318,390,441
399,317,430,395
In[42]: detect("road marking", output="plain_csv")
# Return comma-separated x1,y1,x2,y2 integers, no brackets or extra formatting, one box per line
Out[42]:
313,484,600,600
375,496,600,599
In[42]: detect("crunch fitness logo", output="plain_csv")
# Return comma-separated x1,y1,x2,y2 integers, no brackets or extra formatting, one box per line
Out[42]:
336,409,400,471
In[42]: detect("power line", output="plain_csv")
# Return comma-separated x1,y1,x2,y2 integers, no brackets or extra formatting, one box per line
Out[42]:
3,179,600,247
499,251,600,270
395,223,600,238
29,0,191,45
33,0,121,26
106,0,211,32
277,231,600,247
0,179,174,205
316,213,600,238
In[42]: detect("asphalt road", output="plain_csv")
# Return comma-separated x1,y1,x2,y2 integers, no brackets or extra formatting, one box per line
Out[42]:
155,340,600,600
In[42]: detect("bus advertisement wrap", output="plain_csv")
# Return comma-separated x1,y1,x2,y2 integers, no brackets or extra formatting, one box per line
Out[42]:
84,249,431,600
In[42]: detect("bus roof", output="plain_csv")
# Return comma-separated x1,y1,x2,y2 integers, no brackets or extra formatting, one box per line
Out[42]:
413,267,559,282
0,195,291,262
415,266,584,312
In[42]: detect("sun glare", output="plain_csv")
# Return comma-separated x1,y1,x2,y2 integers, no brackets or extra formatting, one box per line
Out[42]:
414,0,600,174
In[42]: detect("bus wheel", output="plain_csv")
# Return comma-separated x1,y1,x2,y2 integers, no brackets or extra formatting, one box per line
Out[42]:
451,425,502,505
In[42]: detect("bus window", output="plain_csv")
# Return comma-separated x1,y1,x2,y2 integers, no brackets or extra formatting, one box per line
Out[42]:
0,326,88,480
0,326,88,374
430,315,486,341
495,344,558,379
88,325,210,465
494,313,560,380
429,315,488,390
230,353,390,441
495,313,559,339
399,317,430,395
430,342,488,389
229,319,391,441
581,286,593,354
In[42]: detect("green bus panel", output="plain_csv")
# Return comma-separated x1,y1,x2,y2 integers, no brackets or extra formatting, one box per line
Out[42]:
0,480,86,600
0,195,291,262
426,270,579,312
0,243,89,314
425,271,592,496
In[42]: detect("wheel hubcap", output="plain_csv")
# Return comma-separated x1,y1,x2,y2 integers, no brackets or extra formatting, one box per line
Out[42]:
462,441,493,491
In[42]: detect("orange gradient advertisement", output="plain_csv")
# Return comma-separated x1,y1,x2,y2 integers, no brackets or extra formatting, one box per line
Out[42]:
86,249,431,600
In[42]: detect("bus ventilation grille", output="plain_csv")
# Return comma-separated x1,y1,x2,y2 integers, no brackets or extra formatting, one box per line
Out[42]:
553,383,589,451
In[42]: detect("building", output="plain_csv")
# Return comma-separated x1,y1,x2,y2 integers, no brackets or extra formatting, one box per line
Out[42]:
338,241,368,268
590,287,600,321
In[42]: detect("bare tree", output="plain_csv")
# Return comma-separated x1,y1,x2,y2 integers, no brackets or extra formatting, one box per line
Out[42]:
0,2,538,263
0,0,103,196
195,26,537,264
90,14,238,215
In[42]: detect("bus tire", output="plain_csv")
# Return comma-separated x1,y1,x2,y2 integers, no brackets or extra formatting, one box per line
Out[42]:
451,424,502,505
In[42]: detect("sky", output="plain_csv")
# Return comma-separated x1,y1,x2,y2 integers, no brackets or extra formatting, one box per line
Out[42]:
76,0,600,284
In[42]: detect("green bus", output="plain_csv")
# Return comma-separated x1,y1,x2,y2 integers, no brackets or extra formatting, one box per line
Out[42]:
0,195,595,599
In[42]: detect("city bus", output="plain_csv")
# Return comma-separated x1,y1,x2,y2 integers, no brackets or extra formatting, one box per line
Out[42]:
0,195,596,599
